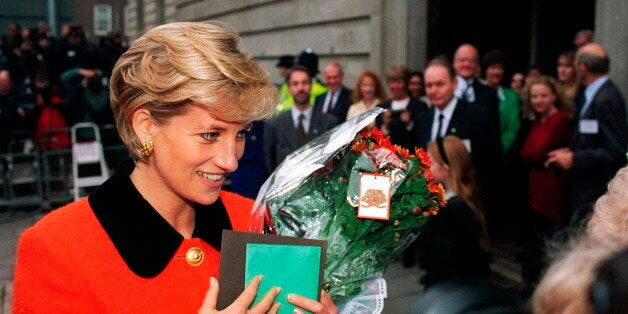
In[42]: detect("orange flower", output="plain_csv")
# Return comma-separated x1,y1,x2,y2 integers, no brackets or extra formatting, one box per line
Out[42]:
428,182,446,207
359,127,386,142
396,146,413,160
350,139,367,153
414,148,431,170
422,168,434,181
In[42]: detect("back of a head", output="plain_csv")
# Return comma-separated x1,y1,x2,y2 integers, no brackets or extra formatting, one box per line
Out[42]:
533,237,626,314
577,43,610,75
587,166,628,243
109,21,277,161
427,135,482,211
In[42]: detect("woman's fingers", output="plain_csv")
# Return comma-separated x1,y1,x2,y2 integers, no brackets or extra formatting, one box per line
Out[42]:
287,291,338,314
198,277,219,314
320,291,338,313
287,294,324,314
249,286,281,313
231,275,264,308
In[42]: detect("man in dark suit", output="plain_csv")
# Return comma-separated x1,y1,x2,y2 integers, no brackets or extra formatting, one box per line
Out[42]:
453,44,501,151
264,65,337,171
412,59,501,242
314,61,352,123
413,59,501,180
547,43,628,223
376,65,427,150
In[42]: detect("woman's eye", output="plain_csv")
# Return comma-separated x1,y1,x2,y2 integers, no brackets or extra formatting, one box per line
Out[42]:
201,132,219,141
237,130,250,139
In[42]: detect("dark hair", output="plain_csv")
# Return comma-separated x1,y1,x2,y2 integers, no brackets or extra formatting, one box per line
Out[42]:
481,50,506,73
286,65,312,83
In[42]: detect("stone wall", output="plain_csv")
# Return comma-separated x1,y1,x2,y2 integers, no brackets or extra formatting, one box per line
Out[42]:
124,0,427,89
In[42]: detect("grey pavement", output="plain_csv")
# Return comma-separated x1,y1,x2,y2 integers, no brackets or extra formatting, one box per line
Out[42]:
0,210,522,314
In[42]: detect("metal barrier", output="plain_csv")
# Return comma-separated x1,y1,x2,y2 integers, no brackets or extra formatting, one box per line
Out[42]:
0,131,44,209
0,124,129,212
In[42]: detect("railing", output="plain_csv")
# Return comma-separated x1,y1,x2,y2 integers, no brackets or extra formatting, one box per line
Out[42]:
0,124,128,214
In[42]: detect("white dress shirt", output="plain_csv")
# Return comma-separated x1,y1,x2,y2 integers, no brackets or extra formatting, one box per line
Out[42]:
431,97,458,141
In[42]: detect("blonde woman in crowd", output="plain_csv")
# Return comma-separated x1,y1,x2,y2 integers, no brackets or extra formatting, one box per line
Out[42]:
13,22,337,314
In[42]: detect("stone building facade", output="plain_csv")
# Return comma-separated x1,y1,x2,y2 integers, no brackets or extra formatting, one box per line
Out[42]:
124,0,628,99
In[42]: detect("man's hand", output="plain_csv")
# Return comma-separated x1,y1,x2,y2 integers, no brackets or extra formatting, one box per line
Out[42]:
546,147,574,169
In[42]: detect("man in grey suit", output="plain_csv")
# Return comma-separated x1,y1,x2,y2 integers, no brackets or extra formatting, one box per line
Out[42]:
547,43,628,223
314,61,353,123
264,65,337,171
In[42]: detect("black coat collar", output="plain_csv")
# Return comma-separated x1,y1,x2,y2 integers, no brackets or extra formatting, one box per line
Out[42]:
88,159,232,278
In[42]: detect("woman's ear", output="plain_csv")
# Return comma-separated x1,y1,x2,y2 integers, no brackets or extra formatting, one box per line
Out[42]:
131,108,154,143
442,163,451,176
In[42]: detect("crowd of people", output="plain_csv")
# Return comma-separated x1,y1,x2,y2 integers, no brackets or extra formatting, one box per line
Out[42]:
0,22,126,153
4,20,627,313
239,29,627,311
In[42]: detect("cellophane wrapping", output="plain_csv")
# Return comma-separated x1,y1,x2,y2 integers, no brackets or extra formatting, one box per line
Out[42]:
249,108,445,307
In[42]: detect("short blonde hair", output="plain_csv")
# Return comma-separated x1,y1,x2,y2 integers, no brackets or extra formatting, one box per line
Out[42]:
533,166,628,314
532,237,625,314
110,21,277,160
587,166,628,241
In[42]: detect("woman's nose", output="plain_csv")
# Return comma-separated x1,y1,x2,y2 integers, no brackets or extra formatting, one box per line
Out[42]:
214,141,239,172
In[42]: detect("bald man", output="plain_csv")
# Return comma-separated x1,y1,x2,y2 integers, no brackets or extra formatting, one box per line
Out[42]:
453,44,501,151
547,43,628,223
314,61,353,123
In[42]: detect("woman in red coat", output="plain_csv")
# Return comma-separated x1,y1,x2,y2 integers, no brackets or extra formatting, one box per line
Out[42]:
13,22,336,314
519,75,573,292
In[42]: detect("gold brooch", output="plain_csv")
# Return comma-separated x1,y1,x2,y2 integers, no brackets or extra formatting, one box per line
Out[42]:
185,247,204,266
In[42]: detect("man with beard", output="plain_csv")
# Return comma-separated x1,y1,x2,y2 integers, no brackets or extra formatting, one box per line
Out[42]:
264,65,337,171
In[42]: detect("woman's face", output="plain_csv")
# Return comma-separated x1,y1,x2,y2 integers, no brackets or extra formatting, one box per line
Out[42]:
408,75,424,98
428,151,449,184
530,83,557,116
388,78,408,100
557,55,576,83
485,64,504,87
149,103,250,206
359,76,376,101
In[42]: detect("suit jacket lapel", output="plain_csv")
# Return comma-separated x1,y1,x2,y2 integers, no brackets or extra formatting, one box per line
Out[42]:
280,112,299,148
308,110,321,140
447,100,465,136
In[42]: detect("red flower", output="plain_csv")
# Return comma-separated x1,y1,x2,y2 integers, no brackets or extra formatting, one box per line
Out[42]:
359,127,386,142
396,146,413,160
428,182,446,207
422,168,434,181
414,148,431,170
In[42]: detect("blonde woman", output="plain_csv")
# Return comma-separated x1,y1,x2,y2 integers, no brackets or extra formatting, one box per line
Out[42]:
13,22,336,314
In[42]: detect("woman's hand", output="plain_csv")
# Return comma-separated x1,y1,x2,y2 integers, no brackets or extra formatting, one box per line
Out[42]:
198,275,281,314
287,291,338,314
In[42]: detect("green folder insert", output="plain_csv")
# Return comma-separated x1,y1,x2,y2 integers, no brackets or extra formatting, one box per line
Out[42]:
245,244,321,314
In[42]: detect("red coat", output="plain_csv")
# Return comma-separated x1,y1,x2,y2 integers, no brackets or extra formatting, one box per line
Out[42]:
521,111,573,220
13,163,254,313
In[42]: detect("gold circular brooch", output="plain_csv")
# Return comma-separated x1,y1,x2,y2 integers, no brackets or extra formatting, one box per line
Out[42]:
185,247,204,266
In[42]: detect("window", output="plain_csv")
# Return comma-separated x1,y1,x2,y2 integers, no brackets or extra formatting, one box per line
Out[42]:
94,4,113,36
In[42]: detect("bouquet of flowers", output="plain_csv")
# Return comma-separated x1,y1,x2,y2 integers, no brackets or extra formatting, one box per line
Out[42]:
250,108,445,310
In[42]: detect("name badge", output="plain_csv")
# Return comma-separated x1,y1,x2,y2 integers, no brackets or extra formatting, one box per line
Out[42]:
357,173,391,220
579,119,599,134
